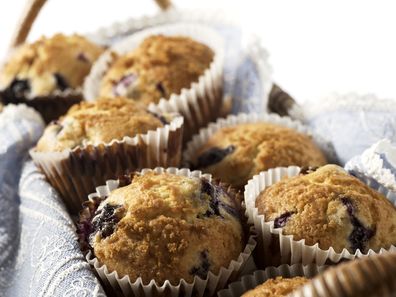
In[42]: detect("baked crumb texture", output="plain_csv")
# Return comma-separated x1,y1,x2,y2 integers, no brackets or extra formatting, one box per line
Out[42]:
99,35,214,105
242,276,308,297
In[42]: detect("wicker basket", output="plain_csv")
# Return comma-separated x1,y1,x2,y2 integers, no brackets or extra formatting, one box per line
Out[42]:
6,1,394,297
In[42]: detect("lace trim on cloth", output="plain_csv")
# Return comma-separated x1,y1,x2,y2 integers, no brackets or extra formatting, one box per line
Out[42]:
293,93,396,164
298,93,396,119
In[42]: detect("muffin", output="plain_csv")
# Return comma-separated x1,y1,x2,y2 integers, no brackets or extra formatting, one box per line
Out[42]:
36,97,165,152
1,34,103,97
31,97,184,213
242,276,308,297
189,122,327,189
256,165,396,253
98,35,214,106
79,171,244,285
0,34,104,122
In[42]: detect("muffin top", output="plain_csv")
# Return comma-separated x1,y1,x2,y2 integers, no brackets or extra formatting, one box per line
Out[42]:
85,172,244,284
256,165,396,253
99,35,214,105
191,122,327,189
0,34,104,97
242,276,308,297
36,97,166,152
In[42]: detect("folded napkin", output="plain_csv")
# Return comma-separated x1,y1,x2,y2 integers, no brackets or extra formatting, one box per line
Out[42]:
293,93,396,164
0,105,105,297
0,105,44,296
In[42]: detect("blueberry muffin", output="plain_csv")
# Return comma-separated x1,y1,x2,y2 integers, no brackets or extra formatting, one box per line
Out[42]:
36,97,167,152
190,123,327,189
99,35,214,105
0,34,104,97
79,172,244,284
256,165,396,253
242,277,308,297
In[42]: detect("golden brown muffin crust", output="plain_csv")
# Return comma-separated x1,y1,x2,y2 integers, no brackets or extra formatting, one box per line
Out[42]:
91,172,244,284
0,34,104,96
242,276,308,297
36,97,164,152
256,165,396,253
193,123,327,189
99,35,214,105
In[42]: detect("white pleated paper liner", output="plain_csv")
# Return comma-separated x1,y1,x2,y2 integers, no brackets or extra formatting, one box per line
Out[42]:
244,166,396,267
183,112,337,168
30,114,184,214
353,173,396,206
345,139,396,204
217,263,327,297
83,167,257,297
84,23,225,141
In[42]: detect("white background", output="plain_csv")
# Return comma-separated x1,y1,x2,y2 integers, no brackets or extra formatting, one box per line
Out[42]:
1,0,396,103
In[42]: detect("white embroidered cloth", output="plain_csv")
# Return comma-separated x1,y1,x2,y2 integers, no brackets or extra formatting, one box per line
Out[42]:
0,105,106,297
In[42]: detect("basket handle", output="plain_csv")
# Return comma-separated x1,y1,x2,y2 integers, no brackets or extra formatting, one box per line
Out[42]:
268,84,297,117
9,0,172,49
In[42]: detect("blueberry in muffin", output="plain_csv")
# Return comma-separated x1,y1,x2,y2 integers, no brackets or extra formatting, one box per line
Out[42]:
35,96,167,152
191,123,327,189
242,276,308,297
78,172,244,284
0,34,104,98
256,165,396,253
99,35,214,105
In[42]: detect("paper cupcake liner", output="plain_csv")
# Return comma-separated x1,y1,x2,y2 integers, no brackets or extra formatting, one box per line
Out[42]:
217,263,327,297
183,112,337,168
290,252,396,297
352,173,396,205
80,167,257,297
344,139,396,203
30,114,184,214
244,166,396,267
84,23,225,142
0,87,83,123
